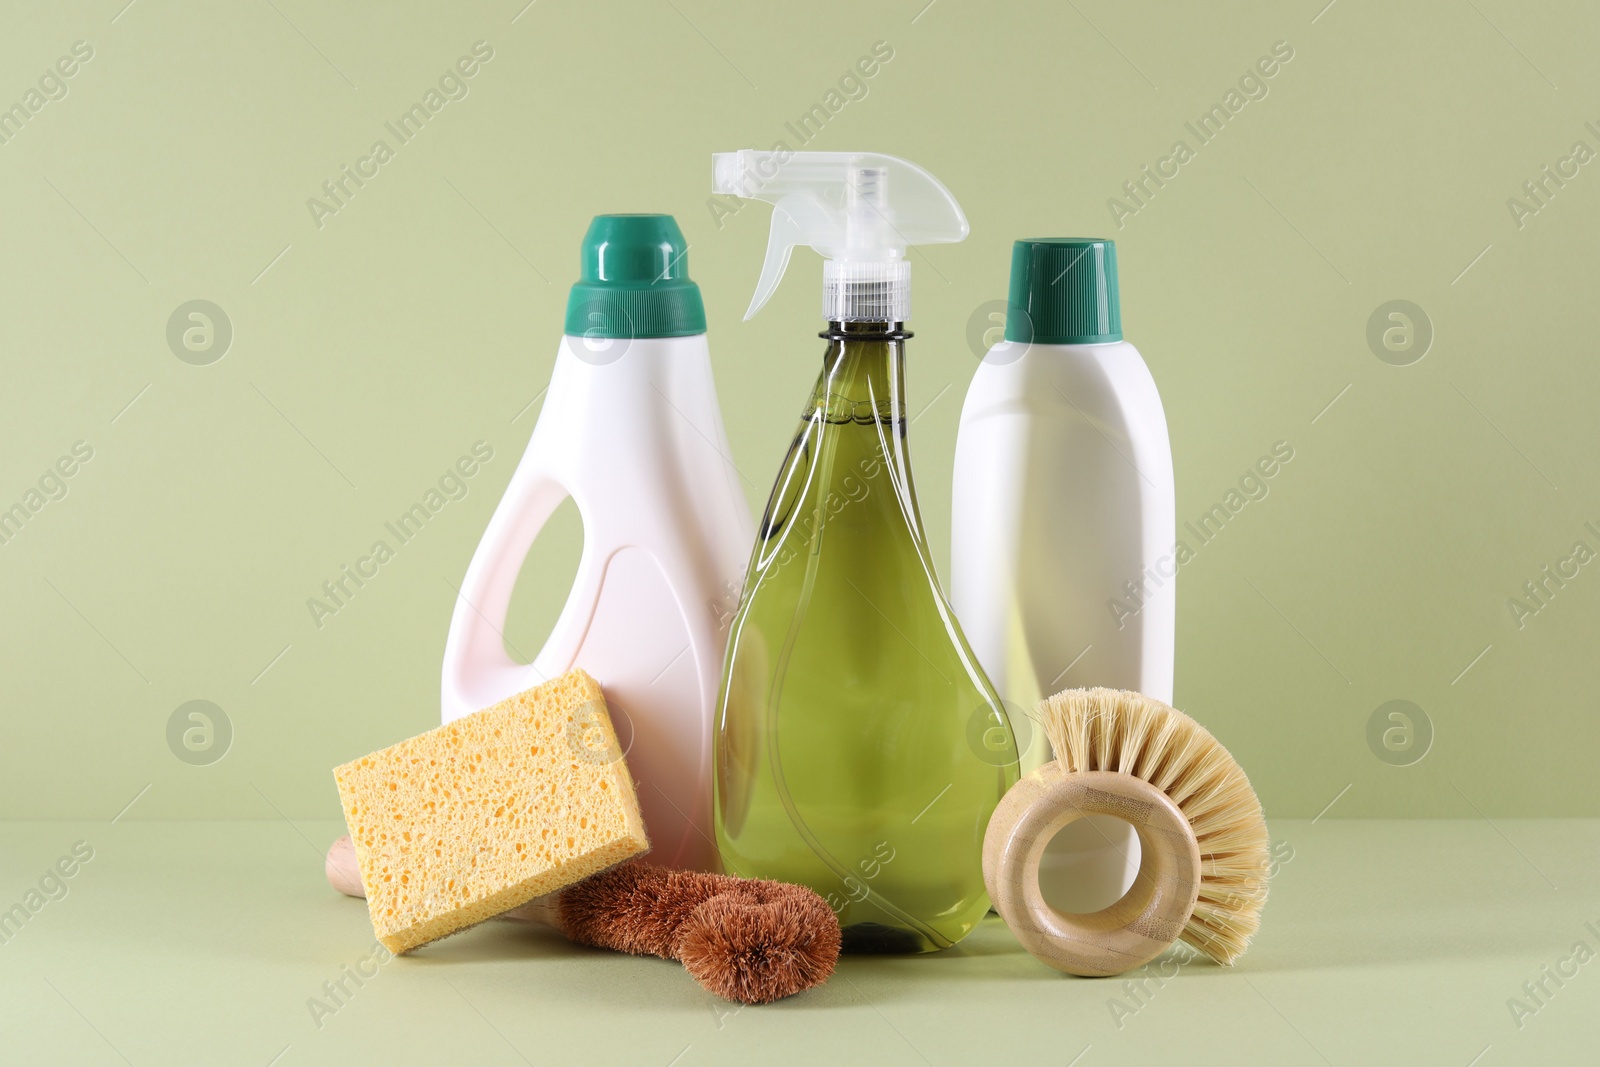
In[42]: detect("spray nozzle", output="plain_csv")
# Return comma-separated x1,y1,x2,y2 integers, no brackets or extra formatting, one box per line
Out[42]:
712,151,968,322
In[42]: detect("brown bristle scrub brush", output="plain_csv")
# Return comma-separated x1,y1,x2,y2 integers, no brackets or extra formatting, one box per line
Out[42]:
326,836,840,1004
982,688,1270,977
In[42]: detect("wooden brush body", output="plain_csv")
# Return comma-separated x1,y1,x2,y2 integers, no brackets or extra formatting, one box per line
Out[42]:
983,688,1269,976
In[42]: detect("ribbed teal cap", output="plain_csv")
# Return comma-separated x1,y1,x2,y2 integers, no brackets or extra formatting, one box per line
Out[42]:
1005,238,1122,344
564,215,706,338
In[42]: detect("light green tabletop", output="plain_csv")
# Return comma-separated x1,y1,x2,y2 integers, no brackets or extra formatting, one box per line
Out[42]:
1,819,1594,1065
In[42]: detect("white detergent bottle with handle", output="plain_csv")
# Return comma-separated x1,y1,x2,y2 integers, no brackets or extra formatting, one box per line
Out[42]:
442,214,754,873
951,238,1175,914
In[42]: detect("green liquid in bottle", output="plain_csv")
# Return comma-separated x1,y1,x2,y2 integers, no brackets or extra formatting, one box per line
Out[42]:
714,322,1019,953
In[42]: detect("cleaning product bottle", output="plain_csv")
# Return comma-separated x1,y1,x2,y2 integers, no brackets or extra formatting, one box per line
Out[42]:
441,214,754,873
951,238,1176,913
710,151,1018,953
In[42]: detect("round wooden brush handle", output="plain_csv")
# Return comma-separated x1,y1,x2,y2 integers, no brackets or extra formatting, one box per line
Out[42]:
982,766,1201,978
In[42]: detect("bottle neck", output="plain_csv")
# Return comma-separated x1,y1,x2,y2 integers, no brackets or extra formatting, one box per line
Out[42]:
808,321,926,540
811,322,911,424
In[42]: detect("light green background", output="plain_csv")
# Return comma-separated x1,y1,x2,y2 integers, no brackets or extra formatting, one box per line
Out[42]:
5,4,1600,1066
4,0,1598,829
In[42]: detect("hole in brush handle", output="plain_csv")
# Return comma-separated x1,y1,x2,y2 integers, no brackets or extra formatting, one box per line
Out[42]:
982,766,1201,977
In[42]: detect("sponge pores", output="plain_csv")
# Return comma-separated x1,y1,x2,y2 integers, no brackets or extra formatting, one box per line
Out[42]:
334,669,649,953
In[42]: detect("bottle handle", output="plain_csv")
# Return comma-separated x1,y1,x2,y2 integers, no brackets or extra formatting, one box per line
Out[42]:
441,462,581,721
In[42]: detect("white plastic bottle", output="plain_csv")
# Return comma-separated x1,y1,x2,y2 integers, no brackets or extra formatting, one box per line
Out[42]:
442,214,753,873
951,238,1175,912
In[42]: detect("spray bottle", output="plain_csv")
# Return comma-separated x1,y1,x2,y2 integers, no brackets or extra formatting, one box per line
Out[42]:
710,151,1017,952
441,214,754,873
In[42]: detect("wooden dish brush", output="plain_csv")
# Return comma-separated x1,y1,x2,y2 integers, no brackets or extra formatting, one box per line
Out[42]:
327,836,839,1004
982,688,1269,977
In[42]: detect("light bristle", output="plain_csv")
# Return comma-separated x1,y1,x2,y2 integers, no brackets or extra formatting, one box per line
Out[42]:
1038,687,1270,965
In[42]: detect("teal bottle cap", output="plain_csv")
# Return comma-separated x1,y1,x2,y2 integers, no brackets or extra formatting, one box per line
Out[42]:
564,214,706,338
1005,238,1122,345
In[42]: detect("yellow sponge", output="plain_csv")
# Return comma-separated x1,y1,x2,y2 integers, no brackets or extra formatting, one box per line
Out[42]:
334,669,649,953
